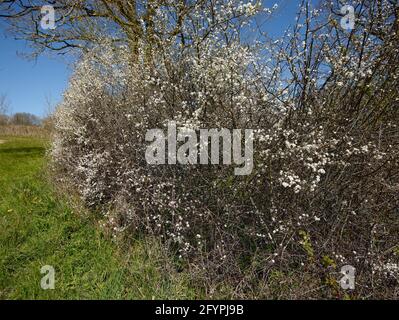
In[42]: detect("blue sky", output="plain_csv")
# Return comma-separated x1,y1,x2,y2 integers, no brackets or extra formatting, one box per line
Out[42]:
0,29,71,117
0,0,301,117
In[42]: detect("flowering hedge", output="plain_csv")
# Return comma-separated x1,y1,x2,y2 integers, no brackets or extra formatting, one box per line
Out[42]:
51,1,399,298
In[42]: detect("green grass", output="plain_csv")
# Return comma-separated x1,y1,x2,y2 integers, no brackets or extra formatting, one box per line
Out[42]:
0,136,199,299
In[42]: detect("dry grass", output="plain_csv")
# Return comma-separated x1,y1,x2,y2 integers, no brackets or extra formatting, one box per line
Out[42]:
0,125,50,139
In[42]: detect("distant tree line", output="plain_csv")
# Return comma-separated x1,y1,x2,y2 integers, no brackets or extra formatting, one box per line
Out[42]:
0,112,42,126
0,94,41,126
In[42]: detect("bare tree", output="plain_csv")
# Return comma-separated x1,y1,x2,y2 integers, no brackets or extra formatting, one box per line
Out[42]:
0,0,261,61
0,93,9,113
0,93,10,125
0,0,172,59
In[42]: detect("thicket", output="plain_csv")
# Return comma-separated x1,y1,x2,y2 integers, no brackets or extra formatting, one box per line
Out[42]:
48,1,399,298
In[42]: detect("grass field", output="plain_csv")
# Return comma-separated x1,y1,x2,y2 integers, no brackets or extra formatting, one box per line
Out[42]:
0,136,199,299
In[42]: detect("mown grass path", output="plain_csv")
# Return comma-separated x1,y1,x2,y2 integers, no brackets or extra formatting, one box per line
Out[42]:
0,136,197,299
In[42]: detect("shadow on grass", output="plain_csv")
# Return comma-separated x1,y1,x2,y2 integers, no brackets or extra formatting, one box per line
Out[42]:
0,147,45,156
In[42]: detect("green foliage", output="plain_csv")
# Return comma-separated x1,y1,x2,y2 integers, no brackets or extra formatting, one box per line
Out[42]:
298,230,314,261
322,256,337,269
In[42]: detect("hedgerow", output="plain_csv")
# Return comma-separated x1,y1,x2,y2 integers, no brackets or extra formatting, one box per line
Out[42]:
51,1,399,298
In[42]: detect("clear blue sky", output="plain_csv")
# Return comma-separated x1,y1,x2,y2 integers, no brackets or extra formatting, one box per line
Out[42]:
0,28,71,117
0,0,302,117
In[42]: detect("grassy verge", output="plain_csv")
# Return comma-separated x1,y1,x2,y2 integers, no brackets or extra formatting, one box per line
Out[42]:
0,136,199,299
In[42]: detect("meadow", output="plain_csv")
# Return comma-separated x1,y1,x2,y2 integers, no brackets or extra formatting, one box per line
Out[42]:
0,136,200,299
